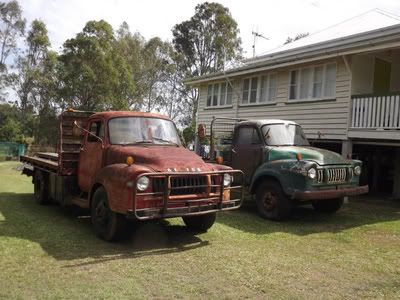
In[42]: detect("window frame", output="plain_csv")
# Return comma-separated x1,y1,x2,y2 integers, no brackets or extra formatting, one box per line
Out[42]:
87,120,105,143
288,63,337,102
206,81,233,108
241,73,277,105
234,126,263,146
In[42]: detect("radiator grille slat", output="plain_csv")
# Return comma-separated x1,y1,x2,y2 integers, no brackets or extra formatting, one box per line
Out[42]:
153,176,209,196
318,167,348,184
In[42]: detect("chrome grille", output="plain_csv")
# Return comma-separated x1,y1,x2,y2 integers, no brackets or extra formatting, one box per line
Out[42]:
153,176,208,195
327,168,347,183
317,169,324,183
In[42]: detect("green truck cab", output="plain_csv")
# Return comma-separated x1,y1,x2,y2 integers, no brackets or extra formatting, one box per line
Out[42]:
209,117,369,220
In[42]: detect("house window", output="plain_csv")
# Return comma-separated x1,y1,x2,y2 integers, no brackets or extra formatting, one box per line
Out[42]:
242,74,277,104
206,82,233,107
289,63,336,101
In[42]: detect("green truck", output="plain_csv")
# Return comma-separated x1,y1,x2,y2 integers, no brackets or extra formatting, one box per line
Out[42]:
208,117,368,220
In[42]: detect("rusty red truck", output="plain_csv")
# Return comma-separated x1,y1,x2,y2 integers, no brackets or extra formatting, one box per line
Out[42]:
20,110,243,241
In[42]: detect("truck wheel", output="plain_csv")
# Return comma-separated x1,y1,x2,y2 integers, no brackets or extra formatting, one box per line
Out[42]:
312,197,344,213
91,187,126,242
182,213,216,233
255,181,293,221
34,170,49,205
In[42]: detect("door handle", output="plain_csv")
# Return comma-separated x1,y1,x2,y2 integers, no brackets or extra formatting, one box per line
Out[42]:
231,148,236,154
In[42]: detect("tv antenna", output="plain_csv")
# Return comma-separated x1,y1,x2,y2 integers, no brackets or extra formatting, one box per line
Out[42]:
252,31,269,58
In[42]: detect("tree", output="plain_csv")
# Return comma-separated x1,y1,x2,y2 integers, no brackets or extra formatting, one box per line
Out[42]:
0,103,23,142
284,32,309,45
172,2,242,77
10,19,50,115
172,2,242,123
0,0,25,71
59,20,135,111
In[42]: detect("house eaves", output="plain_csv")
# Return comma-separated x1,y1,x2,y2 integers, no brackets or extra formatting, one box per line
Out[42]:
184,23,400,86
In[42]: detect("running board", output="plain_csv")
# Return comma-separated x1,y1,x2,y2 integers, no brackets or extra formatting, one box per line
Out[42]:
71,197,89,209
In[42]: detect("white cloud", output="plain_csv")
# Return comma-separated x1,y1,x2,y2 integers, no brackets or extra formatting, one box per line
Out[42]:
16,0,400,57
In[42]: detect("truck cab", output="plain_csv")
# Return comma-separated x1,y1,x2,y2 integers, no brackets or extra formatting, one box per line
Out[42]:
210,117,368,220
21,110,243,241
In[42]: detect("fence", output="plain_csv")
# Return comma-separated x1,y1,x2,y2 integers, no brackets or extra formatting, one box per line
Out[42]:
0,142,26,161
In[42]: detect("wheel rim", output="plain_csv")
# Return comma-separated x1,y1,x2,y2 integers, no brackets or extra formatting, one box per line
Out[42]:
94,199,109,227
263,191,277,211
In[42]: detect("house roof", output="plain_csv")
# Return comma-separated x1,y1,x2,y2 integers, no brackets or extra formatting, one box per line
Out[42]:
185,9,400,85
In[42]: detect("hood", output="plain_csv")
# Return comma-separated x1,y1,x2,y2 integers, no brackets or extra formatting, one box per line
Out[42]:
107,145,213,172
268,146,350,166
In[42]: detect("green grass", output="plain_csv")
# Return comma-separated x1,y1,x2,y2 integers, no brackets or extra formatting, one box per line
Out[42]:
0,161,399,299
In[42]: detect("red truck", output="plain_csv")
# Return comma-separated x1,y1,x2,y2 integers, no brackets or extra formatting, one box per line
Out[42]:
21,110,243,241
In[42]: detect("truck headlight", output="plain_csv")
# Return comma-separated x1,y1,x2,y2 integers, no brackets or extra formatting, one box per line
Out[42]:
223,173,232,187
354,166,361,176
137,176,150,191
307,168,317,179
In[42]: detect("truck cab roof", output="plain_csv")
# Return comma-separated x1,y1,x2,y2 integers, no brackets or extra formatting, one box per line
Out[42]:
237,119,299,128
90,111,171,121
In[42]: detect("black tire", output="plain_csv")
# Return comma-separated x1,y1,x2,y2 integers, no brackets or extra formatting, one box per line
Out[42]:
255,180,293,221
34,169,49,205
312,197,344,213
91,187,127,242
182,213,216,233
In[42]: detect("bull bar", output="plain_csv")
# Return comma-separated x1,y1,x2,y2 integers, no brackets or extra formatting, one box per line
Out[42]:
128,170,244,220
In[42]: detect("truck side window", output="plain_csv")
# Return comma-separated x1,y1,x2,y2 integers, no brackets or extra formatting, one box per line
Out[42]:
237,127,261,145
88,121,104,143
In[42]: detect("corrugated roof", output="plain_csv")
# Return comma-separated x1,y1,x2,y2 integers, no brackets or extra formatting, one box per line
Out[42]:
185,9,400,85
248,8,400,64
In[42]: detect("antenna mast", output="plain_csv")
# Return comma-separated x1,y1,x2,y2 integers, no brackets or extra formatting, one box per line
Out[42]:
252,31,269,58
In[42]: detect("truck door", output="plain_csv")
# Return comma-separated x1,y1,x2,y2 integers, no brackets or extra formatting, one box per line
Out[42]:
78,120,105,192
231,126,263,185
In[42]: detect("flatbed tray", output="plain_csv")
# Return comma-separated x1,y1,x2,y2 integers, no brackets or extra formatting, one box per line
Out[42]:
20,154,58,171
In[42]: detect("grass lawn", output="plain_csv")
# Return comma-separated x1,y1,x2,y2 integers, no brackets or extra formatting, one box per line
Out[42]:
0,161,399,299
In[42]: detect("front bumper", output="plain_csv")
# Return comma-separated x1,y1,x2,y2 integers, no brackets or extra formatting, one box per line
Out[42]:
128,170,244,220
293,185,369,201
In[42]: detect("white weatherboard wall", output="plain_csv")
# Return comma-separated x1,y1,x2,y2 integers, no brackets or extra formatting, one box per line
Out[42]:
197,58,351,141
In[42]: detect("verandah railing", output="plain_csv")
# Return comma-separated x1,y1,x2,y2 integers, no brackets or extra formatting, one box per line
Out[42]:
351,95,400,129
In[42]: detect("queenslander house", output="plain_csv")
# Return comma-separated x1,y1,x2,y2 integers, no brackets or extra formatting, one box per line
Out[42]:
185,9,400,199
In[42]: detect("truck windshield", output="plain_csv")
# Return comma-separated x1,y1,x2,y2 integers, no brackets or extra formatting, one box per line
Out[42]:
109,117,181,146
261,124,309,146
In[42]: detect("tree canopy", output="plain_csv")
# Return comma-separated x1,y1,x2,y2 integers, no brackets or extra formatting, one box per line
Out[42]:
0,0,243,146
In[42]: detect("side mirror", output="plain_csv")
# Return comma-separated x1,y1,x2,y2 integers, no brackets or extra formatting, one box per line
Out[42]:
73,120,105,149
72,120,83,137
198,124,206,139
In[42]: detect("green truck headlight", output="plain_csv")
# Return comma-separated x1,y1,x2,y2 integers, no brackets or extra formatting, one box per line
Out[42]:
354,166,361,176
307,168,317,179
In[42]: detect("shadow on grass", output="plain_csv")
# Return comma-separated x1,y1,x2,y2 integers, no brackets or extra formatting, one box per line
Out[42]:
0,193,209,264
217,195,400,235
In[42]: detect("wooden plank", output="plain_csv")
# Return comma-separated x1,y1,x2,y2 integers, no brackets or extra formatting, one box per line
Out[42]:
355,98,360,128
351,98,356,127
20,155,58,170
379,97,386,128
37,152,58,161
376,97,381,128
361,98,368,128
371,96,377,128
383,96,390,127
390,95,395,128
394,96,400,128
367,97,372,128
357,98,364,128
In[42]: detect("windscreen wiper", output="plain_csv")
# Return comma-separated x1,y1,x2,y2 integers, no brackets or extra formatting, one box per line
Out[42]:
152,137,179,146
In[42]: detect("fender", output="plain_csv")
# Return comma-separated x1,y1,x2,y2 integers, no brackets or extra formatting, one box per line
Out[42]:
249,159,312,195
89,163,154,213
